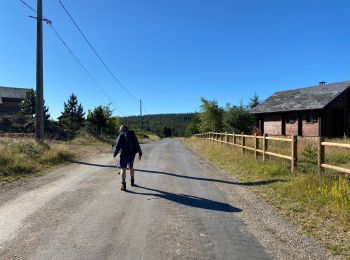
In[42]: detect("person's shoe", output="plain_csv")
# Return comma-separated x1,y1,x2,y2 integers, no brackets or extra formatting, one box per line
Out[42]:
131,178,135,186
121,181,126,191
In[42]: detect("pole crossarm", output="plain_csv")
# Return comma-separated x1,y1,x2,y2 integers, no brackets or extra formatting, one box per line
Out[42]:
29,15,52,24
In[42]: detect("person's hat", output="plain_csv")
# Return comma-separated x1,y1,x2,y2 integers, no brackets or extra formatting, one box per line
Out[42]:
119,125,128,133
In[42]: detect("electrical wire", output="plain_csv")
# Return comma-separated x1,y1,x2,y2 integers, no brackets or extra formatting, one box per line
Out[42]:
17,0,126,115
58,0,140,102
49,24,126,115
18,0,36,13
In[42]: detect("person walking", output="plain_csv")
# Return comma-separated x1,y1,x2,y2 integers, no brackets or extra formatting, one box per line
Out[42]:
113,125,142,191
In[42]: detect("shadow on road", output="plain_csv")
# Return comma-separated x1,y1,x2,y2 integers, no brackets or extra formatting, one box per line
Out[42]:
70,161,283,187
127,185,241,213
71,161,118,168
135,169,283,186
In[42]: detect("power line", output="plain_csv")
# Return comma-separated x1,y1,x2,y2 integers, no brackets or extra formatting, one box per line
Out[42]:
58,0,140,102
17,0,126,116
18,0,36,13
49,25,124,112
50,25,126,115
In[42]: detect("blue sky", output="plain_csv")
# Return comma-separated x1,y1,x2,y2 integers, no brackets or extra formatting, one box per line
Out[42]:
1,0,350,118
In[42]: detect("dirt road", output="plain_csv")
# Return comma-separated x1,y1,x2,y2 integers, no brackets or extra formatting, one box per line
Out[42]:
0,139,329,259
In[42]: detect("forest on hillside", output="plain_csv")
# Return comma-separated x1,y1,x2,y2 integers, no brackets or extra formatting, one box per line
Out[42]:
121,113,197,137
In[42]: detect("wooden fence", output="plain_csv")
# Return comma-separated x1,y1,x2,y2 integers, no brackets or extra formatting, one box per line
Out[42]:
195,132,350,175
318,138,350,175
194,132,297,173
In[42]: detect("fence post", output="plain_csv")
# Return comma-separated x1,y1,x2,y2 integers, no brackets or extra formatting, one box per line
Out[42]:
263,133,267,161
254,133,257,159
318,136,324,174
233,132,236,148
291,135,297,173
242,132,245,154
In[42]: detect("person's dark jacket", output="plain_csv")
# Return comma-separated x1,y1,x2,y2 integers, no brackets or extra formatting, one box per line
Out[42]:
113,131,142,158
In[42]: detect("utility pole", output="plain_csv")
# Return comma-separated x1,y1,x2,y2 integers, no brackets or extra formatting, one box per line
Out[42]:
35,0,44,141
139,99,142,130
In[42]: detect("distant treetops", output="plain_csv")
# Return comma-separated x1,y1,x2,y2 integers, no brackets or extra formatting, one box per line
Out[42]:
186,94,260,136
19,90,122,138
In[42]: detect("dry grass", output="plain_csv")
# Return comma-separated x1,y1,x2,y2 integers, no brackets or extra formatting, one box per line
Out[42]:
0,131,160,182
0,137,75,181
185,137,350,257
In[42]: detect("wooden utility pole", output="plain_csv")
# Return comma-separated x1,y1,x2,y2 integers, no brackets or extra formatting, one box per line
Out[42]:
35,0,44,141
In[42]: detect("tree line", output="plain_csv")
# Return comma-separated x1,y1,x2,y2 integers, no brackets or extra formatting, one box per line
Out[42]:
121,113,197,137
15,89,260,139
186,94,260,136
18,89,122,139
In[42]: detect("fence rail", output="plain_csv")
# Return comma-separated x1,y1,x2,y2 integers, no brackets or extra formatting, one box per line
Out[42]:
194,132,297,173
195,132,350,175
318,138,350,175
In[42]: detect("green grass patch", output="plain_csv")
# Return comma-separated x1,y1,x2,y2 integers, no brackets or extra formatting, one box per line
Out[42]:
184,137,350,257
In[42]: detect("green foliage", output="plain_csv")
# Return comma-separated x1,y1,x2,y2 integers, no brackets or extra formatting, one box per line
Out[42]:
187,95,258,135
59,93,85,136
19,88,50,122
185,115,200,137
87,104,121,136
302,145,318,164
249,92,260,108
20,89,36,116
121,113,196,137
223,104,256,133
106,116,122,135
199,97,224,132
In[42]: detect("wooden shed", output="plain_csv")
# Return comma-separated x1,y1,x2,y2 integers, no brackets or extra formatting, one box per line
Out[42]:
250,81,350,137
0,86,30,116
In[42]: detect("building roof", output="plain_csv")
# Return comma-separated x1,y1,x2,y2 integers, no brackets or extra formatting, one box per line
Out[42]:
250,81,350,114
0,86,31,104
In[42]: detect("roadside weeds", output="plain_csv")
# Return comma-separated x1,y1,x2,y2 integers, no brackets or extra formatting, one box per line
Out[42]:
184,137,350,258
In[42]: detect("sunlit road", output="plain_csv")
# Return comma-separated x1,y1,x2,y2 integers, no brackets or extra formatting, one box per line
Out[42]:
0,139,271,259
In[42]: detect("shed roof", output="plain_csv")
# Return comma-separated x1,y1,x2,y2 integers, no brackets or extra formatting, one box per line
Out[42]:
250,81,350,114
0,86,31,104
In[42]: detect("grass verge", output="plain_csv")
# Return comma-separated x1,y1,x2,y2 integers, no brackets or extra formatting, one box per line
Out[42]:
184,137,350,258
0,138,75,182
0,131,160,183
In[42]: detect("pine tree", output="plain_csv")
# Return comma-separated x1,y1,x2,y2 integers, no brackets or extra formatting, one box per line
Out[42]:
249,93,260,108
87,105,107,136
20,89,36,117
20,89,50,121
59,93,85,135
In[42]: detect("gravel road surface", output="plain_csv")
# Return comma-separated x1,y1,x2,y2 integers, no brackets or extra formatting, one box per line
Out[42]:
0,139,330,260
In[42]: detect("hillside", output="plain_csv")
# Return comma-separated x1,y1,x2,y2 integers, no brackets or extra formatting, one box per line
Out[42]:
121,113,197,137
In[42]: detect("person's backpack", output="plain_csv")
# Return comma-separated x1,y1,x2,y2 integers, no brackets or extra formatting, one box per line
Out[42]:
124,130,139,155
